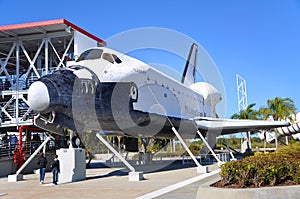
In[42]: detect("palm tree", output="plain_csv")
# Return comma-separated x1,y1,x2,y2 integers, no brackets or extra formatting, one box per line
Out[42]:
259,97,296,147
231,103,258,151
265,97,296,121
258,107,272,120
231,103,258,120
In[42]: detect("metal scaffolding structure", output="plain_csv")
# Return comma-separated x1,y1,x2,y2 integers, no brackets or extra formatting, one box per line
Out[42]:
0,19,106,130
236,74,252,150
236,74,248,112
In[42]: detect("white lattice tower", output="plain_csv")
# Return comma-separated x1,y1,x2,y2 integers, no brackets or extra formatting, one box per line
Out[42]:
236,74,248,112
236,74,252,150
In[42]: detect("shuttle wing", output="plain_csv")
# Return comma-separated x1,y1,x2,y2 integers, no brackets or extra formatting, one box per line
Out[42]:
193,117,290,135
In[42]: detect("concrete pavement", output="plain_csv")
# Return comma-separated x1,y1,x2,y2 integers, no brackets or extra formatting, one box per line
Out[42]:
0,161,220,199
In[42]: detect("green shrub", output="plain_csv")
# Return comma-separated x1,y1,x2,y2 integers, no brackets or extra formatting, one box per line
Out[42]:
219,143,300,188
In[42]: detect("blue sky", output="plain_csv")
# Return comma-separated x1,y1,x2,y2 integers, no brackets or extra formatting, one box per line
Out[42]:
0,0,299,118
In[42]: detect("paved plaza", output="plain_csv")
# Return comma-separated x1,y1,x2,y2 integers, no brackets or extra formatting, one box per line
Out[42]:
0,162,219,199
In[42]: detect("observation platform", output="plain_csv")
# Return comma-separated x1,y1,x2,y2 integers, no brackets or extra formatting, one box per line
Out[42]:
0,19,105,129
0,19,106,175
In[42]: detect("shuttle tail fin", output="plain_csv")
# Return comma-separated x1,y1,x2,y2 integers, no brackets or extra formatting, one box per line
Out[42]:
181,43,198,86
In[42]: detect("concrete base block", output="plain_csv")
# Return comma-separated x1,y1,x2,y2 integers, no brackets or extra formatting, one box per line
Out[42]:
57,148,86,183
197,166,208,174
128,172,143,181
8,174,23,182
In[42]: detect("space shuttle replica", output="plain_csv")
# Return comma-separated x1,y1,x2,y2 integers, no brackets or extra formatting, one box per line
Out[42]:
27,43,290,151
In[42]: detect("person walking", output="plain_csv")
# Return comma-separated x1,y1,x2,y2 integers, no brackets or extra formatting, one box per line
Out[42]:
37,152,47,184
51,155,60,185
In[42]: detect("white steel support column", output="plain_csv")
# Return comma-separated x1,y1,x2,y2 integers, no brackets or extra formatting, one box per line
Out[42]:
45,38,49,75
69,130,74,149
15,42,20,125
171,127,208,173
96,133,143,181
20,95,31,121
173,139,176,152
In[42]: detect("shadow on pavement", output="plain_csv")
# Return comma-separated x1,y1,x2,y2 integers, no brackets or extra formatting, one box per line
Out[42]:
85,159,216,181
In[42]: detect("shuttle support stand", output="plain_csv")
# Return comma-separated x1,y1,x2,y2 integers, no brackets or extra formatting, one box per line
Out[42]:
96,133,143,181
171,127,208,174
147,86,209,173
8,135,53,182
195,130,223,166
56,148,86,183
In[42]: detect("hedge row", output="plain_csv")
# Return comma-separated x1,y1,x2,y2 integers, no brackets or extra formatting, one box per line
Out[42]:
219,144,300,188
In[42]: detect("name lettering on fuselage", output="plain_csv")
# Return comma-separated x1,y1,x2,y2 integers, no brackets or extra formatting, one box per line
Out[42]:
184,105,201,117
133,68,147,74
80,79,96,94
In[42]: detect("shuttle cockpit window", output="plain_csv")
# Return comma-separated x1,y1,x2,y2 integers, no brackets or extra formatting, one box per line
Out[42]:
112,54,122,64
76,49,103,62
102,53,114,64
69,66,81,70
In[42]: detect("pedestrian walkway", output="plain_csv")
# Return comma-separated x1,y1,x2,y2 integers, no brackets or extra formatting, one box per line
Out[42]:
0,162,220,199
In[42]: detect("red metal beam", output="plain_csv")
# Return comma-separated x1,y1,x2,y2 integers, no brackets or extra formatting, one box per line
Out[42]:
17,126,25,168
62,19,107,46
17,126,43,168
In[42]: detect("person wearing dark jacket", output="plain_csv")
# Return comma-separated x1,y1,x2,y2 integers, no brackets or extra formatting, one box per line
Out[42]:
37,152,47,184
51,155,60,185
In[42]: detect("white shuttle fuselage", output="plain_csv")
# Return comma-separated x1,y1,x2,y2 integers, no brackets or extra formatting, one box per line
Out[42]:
27,44,290,140
72,47,220,120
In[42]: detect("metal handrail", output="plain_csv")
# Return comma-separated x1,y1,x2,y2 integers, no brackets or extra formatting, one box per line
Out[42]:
0,140,66,159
